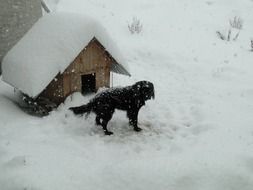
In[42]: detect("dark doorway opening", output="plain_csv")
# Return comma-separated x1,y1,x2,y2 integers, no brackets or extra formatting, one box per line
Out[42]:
81,73,96,94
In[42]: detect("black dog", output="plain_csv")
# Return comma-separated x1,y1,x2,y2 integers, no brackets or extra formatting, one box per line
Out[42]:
69,81,155,135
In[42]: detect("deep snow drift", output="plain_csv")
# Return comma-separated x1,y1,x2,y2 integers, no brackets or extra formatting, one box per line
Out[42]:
1,0,253,189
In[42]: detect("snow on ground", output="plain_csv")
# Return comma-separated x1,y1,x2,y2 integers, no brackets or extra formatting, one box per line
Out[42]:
1,0,253,189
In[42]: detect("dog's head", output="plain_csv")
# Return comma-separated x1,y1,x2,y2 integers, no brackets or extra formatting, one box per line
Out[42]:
134,81,155,101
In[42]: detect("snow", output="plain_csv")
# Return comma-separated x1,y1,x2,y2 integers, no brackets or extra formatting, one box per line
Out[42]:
2,12,130,98
1,0,253,189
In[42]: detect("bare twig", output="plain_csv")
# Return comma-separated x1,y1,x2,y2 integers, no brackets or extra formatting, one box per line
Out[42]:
217,16,243,41
41,0,51,13
233,32,240,41
128,17,143,34
216,31,226,40
229,16,243,30
227,29,231,41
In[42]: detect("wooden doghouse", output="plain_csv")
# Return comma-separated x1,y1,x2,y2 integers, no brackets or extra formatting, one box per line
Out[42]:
39,37,122,104
2,13,130,112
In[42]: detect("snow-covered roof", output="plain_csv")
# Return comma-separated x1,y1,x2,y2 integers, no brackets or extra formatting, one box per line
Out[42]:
2,12,130,97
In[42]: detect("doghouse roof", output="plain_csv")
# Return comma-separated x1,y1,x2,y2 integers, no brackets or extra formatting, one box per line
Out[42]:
2,12,131,97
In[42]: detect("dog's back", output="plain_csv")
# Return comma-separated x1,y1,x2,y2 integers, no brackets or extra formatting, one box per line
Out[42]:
92,86,135,111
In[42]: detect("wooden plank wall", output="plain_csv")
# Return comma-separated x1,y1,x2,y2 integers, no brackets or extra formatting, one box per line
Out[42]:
63,39,112,97
38,73,64,104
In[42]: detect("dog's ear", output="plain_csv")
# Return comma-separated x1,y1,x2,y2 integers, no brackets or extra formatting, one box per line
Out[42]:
132,81,154,107
138,81,155,101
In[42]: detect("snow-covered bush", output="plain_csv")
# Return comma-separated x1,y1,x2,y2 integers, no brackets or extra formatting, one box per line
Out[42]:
216,16,243,41
251,40,253,51
128,17,143,34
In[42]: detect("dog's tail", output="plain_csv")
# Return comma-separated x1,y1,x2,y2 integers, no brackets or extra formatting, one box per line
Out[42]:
69,102,93,115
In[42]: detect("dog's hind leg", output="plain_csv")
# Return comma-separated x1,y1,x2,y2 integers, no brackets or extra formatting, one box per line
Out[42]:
95,111,114,135
93,103,115,135
102,120,113,135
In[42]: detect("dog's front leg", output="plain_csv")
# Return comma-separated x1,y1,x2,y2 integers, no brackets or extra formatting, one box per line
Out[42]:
127,110,142,132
